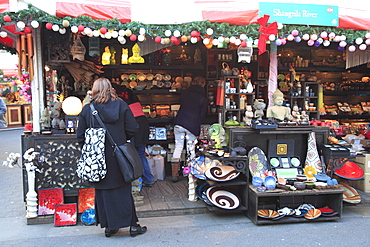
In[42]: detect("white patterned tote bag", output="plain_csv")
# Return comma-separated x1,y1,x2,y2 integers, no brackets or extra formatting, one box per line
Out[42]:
77,127,107,182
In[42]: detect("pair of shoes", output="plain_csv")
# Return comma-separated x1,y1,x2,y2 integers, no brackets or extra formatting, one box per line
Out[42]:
130,225,147,237
143,182,155,187
105,228,119,237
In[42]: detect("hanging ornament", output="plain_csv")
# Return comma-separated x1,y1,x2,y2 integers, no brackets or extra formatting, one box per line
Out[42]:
154,36,162,43
348,45,356,52
190,37,198,43
339,41,347,47
280,39,286,45
92,30,100,37
295,36,301,43
334,36,341,42
100,33,105,39
287,34,294,41
240,34,248,41
359,44,367,50
59,28,66,35
275,39,282,46
340,35,347,41
71,26,78,33
323,40,330,47
45,22,53,30
24,27,32,34
269,34,276,41
173,30,181,37
3,15,11,22
0,31,7,38
366,39,370,45
320,31,328,39
165,30,172,37
240,41,247,47
77,25,84,33
235,39,241,46
118,36,126,44
311,34,318,41
118,30,125,36
138,34,145,42
328,32,336,39
100,27,107,34
224,37,230,43
314,41,321,47
62,20,70,27
302,34,310,40
190,31,200,37
206,28,213,35
31,21,39,29
230,36,237,43
111,31,118,38
84,27,92,36
203,38,210,45
307,40,314,46
212,39,219,46
17,21,25,30
129,34,137,41
125,29,132,37
52,25,60,32
366,33,370,39
139,28,146,35
105,32,112,39
180,35,188,43
218,36,225,43
355,37,363,45
163,37,170,44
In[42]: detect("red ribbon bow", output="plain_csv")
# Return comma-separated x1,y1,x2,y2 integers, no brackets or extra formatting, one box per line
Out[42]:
257,15,278,55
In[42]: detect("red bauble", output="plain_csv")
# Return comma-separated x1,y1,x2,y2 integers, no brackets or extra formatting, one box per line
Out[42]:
24,27,32,34
191,30,200,37
170,36,178,43
154,36,162,43
45,23,53,30
130,34,137,41
241,41,247,47
100,27,107,34
3,15,11,22
78,25,85,32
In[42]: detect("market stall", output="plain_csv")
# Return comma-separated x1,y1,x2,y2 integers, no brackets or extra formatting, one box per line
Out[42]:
1,1,370,225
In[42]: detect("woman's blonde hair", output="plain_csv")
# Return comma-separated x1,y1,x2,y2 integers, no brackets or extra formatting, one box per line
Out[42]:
91,77,120,103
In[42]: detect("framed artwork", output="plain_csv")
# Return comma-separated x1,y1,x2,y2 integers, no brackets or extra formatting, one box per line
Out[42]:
54,203,77,226
78,188,95,213
38,188,64,215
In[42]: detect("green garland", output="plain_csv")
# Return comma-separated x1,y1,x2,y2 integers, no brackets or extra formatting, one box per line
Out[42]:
0,3,369,53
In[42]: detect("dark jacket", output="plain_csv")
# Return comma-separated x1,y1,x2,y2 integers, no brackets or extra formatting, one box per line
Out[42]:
174,84,208,136
113,84,149,146
77,99,139,189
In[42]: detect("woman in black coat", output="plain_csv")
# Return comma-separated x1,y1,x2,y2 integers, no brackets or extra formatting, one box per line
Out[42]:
77,78,147,237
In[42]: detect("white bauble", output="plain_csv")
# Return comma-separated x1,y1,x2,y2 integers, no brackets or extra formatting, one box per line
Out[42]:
173,30,181,37
164,30,172,37
206,28,213,35
52,25,59,32
31,21,39,29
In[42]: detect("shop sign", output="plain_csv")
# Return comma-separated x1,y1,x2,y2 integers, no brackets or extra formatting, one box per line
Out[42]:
259,2,338,27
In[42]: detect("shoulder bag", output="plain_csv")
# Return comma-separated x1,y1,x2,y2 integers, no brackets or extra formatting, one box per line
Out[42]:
90,104,143,183
76,106,107,182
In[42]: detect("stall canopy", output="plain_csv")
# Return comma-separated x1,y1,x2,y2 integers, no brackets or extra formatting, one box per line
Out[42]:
1,0,370,30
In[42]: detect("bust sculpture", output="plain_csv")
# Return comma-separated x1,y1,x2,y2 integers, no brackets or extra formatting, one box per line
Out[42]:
128,44,145,64
266,89,291,121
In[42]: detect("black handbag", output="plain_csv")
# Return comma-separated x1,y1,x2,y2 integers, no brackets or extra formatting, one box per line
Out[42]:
90,104,143,183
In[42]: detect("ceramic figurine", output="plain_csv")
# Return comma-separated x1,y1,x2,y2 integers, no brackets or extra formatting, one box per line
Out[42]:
253,99,265,120
244,105,254,126
291,105,301,123
101,46,111,65
128,44,145,64
266,89,291,121
121,48,128,64
39,108,51,130
110,46,117,65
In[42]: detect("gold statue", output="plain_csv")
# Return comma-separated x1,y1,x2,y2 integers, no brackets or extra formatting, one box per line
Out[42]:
121,48,128,64
128,44,144,64
101,46,111,65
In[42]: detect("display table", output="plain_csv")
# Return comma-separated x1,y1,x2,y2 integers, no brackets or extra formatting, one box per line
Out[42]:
247,185,343,225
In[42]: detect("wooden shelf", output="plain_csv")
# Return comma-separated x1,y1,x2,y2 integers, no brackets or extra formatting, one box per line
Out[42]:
324,91,370,96
102,64,204,71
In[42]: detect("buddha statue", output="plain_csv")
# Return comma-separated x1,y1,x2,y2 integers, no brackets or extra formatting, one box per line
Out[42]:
128,44,144,64
266,89,291,121
101,46,111,65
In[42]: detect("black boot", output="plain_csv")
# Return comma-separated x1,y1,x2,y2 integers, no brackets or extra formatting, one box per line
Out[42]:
105,228,119,237
130,225,147,237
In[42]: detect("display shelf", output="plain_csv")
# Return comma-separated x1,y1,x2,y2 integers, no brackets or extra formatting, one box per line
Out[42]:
102,64,204,71
247,185,343,225
323,91,370,96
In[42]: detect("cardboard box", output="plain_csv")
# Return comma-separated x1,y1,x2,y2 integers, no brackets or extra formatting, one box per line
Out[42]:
348,154,370,192
354,154,370,173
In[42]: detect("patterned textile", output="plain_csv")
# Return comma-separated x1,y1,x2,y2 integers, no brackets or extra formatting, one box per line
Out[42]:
77,128,107,182
304,132,323,173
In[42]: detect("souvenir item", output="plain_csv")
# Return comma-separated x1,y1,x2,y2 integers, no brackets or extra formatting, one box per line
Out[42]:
248,147,268,176
70,35,86,61
333,160,364,180
38,188,64,215
264,176,277,189
304,132,323,173
155,73,163,81
339,182,361,204
137,73,146,81
304,209,322,220
189,156,221,180
146,73,154,80
204,165,240,182
163,74,171,81
54,203,77,226
78,188,95,213
81,208,96,225
206,186,240,210
257,209,280,219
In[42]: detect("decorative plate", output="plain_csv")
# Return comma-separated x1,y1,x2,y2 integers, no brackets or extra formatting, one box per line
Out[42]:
318,206,334,214
204,165,240,182
257,209,280,219
157,81,164,88
304,209,322,220
137,73,146,81
270,157,280,168
120,74,129,81
164,80,172,88
292,209,308,217
163,74,171,81
129,81,137,88
291,157,300,167
339,182,361,204
206,186,240,210
146,73,154,80
334,160,364,180
129,74,137,81
146,80,153,89
184,76,192,83
189,156,221,180
155,73,163,81
248,147,268,177
321,211,339,217
81,208,96,225
175,77,184,83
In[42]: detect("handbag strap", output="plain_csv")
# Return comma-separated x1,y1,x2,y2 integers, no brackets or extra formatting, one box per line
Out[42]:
90,104,117,147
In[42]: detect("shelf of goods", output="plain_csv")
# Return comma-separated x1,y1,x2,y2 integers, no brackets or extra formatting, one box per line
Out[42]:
199,156,249,213
247,185,343,225
221,76,255,125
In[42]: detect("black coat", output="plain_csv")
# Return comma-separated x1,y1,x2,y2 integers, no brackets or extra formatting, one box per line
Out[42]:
174,85,208,136
77,99,139,189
